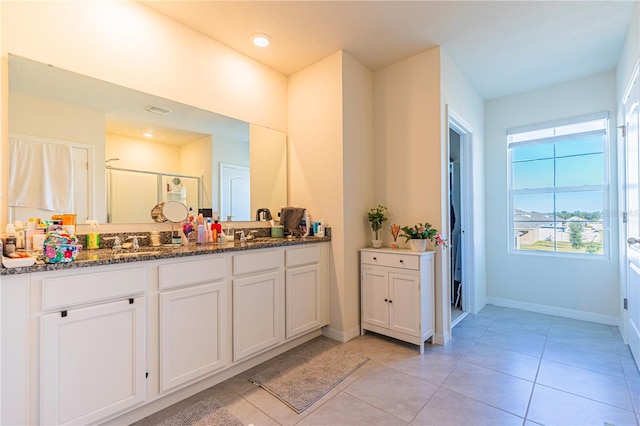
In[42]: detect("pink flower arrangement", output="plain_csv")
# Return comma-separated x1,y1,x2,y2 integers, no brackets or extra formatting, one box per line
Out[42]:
400,222,448,249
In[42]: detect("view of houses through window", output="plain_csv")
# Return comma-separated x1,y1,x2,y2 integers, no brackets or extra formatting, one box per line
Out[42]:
508,113,609,255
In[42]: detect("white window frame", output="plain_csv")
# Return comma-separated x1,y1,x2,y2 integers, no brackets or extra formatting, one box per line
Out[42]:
507,112,611,257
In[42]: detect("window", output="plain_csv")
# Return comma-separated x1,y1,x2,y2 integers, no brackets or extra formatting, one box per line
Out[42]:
508,113,609,255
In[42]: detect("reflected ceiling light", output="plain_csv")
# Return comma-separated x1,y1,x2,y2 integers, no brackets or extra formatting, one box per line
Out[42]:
143,132,154,138
252,33,271,48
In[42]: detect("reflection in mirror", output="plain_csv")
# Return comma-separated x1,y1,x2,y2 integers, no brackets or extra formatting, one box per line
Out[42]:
8,54,287,224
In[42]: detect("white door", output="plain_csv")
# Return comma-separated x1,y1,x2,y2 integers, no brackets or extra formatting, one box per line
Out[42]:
285,264,321,339
40,298,145,425
389,272,420,337
361,267,390,329
220,163,250,221
233,271,282,361
159,282,228,392
624,65,640,370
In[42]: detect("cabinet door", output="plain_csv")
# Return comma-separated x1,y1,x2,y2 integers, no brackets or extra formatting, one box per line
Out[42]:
41,298,145,425
160,282,229,392
389,272,421,337
361,267,389,328
233,271,283,362
285,264,321,339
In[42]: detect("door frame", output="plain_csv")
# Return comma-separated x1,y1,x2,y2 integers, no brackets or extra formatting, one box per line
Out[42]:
447,107,477,319
620,58,640,345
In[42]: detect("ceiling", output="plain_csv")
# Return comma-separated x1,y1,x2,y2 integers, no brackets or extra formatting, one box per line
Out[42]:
142,0,636,100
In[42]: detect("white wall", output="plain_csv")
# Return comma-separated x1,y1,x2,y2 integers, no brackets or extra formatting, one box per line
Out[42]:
249,124,287,219
441,50,486,317
0,0,287,228
341,52,375,340
373,47,446,339
106,134,181,175
616,2,639,105
485,71,620,324
288,51,373,340
289,51,348,336
181,135,213,210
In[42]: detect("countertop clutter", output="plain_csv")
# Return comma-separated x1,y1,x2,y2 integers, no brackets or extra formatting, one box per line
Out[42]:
0,235,330,275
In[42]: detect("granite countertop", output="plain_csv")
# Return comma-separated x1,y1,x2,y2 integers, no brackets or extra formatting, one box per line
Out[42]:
1,236,330,275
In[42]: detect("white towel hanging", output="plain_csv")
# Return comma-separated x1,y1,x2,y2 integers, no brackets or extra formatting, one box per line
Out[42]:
9,136,73,212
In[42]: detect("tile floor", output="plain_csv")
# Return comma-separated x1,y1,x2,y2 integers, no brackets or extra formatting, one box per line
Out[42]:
133,305,640,425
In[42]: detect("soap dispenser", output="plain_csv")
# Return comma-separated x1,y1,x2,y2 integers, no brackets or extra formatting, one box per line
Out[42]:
86,220,100,250
224,216,234,242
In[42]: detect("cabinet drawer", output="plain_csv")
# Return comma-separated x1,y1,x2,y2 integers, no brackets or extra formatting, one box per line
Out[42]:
233,250,282,276
159,257,226,290
286,245,320,267
361,251,419,270
42,268,147,310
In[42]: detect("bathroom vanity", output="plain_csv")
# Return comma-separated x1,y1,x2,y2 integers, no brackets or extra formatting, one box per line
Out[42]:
1,237,330,425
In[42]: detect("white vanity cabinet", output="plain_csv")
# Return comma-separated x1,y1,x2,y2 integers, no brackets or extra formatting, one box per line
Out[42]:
38,267,148,425
284,245,328,339
158,257,229,393
232,249,284,362
360,248,434,353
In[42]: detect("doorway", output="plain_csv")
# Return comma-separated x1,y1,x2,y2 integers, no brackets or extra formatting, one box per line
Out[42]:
449,129,464,325
447,107,475,329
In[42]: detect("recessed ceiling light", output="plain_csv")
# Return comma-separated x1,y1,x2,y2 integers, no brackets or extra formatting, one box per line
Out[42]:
252,33,271,48
143,132,154,138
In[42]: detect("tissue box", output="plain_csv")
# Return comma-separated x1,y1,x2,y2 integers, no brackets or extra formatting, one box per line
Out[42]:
44,243,82,263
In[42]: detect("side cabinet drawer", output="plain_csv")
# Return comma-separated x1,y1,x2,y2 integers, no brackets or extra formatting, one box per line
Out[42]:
233,250,282,276
361,251,419,270
285,245,320,267
42,267,147,310
159,257,226,290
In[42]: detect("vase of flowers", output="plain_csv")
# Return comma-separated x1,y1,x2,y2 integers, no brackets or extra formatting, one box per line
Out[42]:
400,222,447,252
367,205,388,248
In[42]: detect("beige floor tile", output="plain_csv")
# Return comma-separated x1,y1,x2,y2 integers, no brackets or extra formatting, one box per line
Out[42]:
296,392,407,426
412,387,524,426
344,364,438,422
528,384,638,426
441,361,533,417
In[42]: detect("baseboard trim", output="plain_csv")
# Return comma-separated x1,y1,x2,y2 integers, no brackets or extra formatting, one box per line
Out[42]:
322,325,361,342
486,297,620,326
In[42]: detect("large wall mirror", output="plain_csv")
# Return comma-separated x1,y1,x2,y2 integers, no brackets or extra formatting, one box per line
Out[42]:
8,54,287,225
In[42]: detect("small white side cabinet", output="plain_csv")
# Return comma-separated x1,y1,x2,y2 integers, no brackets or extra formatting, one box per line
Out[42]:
360,248,434,353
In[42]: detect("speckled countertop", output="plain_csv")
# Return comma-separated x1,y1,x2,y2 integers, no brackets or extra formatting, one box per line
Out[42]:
1,236,330,275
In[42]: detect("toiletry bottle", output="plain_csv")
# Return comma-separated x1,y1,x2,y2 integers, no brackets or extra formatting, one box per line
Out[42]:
225,216,234,242
150,229,161,246
212,219,222,243
197,224,205,244
317,219,325,237
86,220,100,249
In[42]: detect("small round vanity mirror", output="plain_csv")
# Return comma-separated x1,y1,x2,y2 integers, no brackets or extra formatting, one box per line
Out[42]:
150,201,188,223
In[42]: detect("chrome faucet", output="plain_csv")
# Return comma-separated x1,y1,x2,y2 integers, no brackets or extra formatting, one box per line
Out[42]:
255,208,272,221
127,235,147,250
235,230,247,242
246,230,259,240
105,236,122,250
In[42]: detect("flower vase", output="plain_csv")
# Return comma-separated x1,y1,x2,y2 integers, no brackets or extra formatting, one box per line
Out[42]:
410,239,427,252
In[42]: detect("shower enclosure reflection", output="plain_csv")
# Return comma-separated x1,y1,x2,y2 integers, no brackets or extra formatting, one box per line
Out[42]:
106,168,201,223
